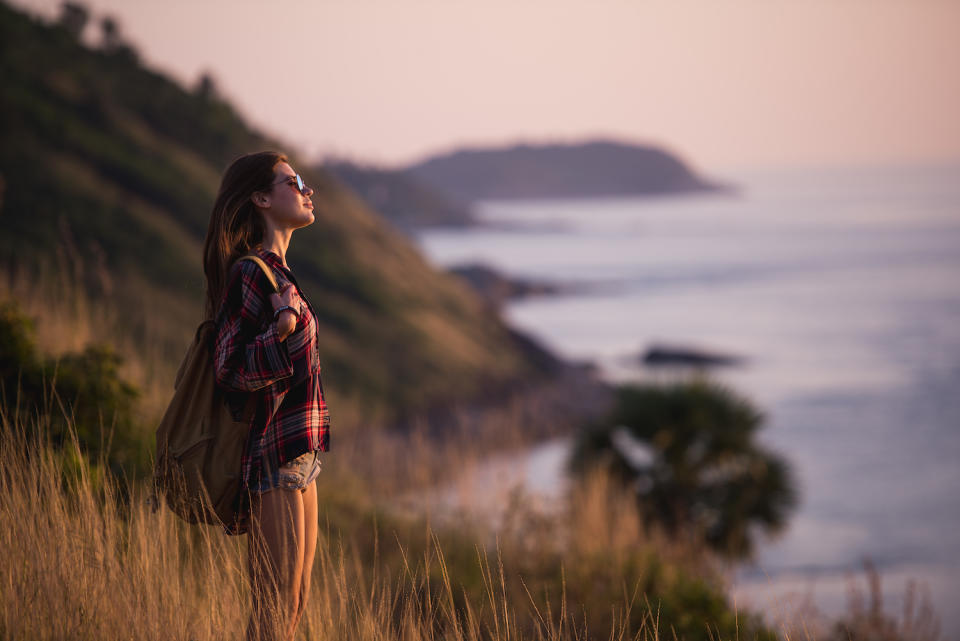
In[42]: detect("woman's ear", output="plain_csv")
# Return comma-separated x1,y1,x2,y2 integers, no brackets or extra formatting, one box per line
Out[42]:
251,191,270,208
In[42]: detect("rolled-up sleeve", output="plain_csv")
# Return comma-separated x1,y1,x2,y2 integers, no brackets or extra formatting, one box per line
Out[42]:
214,261,294,393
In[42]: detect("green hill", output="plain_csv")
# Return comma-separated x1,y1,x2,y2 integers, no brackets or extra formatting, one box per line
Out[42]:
0,2,556,425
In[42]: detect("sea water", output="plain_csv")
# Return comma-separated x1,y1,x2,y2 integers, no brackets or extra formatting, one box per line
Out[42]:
414,160,960,634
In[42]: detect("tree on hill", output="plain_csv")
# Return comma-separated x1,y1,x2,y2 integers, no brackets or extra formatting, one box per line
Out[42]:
98,14,137,60
99,15,119,49
570,378,798,560
195,72,219,101
57,1,89,40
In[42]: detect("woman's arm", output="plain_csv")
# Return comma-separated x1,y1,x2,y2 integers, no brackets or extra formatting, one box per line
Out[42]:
214,260,295,393
272,289,299,341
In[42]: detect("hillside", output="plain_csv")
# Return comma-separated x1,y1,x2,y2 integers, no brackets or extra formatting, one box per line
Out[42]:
0,3,556,425
408,140,732,203
322,159,475,231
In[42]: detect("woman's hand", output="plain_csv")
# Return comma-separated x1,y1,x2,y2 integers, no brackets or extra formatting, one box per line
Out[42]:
270,284,300,341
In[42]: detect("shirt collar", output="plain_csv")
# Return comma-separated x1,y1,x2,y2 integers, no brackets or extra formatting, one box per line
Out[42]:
254,245,285,270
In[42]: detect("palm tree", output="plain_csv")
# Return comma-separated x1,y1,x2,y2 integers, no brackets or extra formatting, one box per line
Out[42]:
570,377,798,560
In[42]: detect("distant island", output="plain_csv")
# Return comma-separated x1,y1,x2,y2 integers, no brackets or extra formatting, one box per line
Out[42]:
641,344,746,368
407,140,734,203
323,140,735,231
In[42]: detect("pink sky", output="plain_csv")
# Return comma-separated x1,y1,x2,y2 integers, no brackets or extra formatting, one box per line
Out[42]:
13,0,960,172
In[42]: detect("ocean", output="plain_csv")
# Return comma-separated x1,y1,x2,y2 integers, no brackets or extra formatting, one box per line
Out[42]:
414,160,960,636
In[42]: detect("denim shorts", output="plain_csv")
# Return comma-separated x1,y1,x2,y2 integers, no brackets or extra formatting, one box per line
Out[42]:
250,450,322,494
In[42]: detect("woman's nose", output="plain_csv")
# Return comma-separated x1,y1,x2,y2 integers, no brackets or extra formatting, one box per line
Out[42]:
304,185,314,196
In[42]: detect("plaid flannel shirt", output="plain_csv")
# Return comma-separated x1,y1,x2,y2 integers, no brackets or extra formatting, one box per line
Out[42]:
213,246,330,510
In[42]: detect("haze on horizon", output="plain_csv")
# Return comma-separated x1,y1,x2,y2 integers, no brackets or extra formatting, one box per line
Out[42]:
12,0,960,173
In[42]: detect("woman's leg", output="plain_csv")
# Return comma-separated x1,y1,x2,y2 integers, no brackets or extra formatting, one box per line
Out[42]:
246,488,306,641
291,481,319,633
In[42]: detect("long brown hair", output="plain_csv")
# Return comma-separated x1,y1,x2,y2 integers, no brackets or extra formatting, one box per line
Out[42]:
203,151,287,319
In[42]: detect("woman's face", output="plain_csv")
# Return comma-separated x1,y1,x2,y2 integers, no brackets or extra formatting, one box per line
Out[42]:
256,162,315,231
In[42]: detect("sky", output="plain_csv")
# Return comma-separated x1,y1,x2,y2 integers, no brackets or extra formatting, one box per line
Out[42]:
11,0,960,173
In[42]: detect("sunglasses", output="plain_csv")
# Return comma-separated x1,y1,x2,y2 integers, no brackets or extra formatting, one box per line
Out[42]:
269,173,310,196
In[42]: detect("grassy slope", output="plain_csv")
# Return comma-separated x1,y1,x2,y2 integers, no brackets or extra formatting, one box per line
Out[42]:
0,3,551,425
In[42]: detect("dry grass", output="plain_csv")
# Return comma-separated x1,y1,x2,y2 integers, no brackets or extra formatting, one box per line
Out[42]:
0,412,242,640
1,387,949,641
0,402,676,641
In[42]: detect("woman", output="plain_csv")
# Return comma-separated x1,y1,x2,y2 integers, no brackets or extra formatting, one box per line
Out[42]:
202,151,331,641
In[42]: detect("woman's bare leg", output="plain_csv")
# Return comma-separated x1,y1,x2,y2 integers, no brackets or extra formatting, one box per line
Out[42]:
291,481,318,633
246,489,306,641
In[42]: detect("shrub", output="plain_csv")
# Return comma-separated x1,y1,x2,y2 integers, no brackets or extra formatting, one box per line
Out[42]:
571,377,798,560
0,299,143,475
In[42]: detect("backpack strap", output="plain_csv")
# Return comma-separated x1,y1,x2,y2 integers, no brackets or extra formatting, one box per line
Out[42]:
236,254,279,294
233,254,281,424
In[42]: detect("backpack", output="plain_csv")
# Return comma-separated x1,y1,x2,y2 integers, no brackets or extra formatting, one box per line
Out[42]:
151,255,278,531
